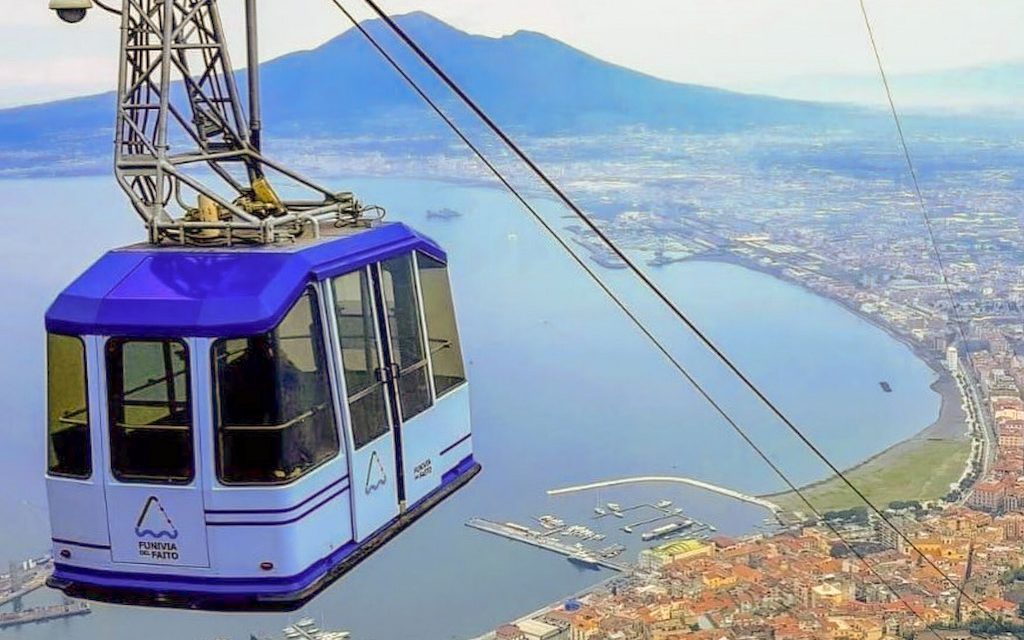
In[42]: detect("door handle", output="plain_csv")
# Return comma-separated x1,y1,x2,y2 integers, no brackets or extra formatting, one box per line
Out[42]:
374,363,402,382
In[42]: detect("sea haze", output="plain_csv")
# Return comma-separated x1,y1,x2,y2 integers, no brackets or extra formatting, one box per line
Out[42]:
0,175,940,640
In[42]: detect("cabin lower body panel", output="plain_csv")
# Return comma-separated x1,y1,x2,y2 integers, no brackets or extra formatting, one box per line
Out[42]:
47,457,480,611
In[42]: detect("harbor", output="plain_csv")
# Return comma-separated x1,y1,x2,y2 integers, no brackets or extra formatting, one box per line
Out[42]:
0,555,51,607
0,600,91,630
466,494,721,575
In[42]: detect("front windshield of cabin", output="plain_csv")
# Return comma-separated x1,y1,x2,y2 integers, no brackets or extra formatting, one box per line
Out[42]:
212,288,339,484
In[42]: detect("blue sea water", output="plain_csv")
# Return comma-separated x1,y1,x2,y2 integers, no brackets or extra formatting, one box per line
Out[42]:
0,175,941,640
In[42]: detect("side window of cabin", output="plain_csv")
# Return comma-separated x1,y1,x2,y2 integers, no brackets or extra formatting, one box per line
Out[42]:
212,288,340,484
416,253,467,397
380,254,433,421
332,269,391,449
47,334,91,478
106,339,194,484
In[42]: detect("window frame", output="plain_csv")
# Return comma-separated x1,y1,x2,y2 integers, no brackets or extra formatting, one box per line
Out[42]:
105,337,195,485
414,251,468,400
46,333,92,480
377,254,434,422
210,285,342,486
330,267,394,451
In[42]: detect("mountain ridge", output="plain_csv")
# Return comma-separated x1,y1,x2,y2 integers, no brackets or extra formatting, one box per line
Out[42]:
0,11,860,164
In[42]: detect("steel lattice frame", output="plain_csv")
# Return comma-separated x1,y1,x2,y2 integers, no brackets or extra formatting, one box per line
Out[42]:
114,0,361,244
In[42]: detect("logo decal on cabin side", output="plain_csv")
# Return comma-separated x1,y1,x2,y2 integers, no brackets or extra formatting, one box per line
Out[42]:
134,496,181,561
365,451,388,494
135,496,178,540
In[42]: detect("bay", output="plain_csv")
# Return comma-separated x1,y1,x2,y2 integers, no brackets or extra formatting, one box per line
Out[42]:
0,175,940,640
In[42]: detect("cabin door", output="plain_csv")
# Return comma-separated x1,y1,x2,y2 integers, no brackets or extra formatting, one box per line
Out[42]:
329,268,401,542
101,337,209,568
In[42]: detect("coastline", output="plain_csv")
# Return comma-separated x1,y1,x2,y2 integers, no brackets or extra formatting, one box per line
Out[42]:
663,250,972,508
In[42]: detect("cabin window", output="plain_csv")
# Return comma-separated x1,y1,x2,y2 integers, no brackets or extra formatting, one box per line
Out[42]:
332,269,391,449
213,288,339,484
380,254,432,421
106,339,193,484
416,253,466,397
47,334,91,479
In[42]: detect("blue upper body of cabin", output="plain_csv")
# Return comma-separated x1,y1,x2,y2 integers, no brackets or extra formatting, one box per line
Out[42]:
46,222,445,337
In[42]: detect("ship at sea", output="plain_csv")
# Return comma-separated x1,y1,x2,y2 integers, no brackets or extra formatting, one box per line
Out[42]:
880,381,892,393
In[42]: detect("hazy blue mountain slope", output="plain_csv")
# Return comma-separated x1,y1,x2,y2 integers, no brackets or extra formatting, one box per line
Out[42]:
0,11,856,159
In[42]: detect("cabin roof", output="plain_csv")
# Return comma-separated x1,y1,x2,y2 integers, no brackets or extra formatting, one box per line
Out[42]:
45,222,445,337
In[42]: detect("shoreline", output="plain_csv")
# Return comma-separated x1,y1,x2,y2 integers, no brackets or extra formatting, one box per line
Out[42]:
760,373,968,502
668,251,972,504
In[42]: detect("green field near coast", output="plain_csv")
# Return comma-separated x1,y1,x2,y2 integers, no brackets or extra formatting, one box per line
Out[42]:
769,436,971,514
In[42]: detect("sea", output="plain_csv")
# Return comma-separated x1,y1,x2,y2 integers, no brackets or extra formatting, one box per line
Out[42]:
0,175,941,640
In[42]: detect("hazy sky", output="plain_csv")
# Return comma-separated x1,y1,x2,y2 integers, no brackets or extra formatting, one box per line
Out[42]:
2,0,1022,108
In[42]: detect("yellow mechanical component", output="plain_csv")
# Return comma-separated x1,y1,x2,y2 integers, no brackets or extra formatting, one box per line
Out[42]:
251,176,286,216
194,194,222,239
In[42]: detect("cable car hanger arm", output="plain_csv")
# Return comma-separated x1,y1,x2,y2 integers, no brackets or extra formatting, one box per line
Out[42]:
53,0,376,245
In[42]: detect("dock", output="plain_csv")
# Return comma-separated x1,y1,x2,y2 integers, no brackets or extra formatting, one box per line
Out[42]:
0,557,52,607
0,601,90,629
466,518,627,572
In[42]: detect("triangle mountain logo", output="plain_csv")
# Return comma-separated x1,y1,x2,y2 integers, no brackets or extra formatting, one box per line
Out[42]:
365,450,388,494
135,496,179,540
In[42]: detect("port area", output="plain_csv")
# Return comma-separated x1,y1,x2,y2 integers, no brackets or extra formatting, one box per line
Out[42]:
467,518,629,571
0,553,93,629
0,554,52,607
0,600,90,629
466,497,721,574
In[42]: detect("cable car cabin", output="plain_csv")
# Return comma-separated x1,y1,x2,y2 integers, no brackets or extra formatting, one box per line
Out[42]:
43,222,479,611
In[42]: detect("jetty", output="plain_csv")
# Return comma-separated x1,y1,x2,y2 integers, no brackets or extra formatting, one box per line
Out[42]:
548,476,782,515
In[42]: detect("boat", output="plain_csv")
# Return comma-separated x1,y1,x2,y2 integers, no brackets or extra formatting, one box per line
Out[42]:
276,618,351,640
655,500,673,509
594,507,606,516
606,502,621,512
641,521,690,541
567,551,601,570
880,381,893,392
621,526,633,534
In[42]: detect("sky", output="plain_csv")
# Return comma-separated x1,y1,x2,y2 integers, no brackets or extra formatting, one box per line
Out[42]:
1,0,1022,108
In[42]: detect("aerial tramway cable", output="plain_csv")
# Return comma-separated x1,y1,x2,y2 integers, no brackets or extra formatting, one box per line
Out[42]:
336,0,994,618
859,1,999,622
858,0,985,437
323,1,979,630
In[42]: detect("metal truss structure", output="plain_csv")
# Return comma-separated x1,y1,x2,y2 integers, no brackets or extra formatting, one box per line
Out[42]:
114,0,364,244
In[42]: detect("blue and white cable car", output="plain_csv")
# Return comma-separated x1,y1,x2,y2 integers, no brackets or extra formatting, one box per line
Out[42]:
44,223,479,609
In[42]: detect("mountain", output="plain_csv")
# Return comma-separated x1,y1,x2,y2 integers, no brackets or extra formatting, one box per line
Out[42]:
0,12,858,165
